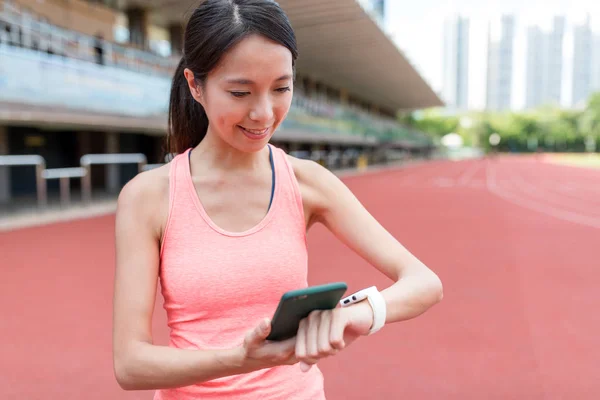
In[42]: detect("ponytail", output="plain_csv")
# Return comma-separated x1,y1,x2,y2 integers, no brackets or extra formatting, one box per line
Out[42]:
166,58,209,156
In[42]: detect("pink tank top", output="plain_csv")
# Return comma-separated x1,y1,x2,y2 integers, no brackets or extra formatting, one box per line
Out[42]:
155,145,326,400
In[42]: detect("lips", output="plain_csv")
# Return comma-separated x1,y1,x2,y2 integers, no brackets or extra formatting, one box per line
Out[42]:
238,125,271,141
239,126,269,135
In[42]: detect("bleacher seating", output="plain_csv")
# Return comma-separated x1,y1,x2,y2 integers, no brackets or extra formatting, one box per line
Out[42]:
0,2,178,76
0,1,431,146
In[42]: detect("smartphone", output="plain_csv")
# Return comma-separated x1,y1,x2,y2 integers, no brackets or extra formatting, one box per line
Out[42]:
266,282,348,341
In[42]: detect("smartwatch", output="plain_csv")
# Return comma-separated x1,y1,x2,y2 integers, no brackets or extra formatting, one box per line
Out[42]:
339,286,386,335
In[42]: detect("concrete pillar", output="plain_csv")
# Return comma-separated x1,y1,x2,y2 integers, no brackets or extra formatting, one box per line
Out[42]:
288,142,300,153
77,131,91,158
155,136,165,164
168,22,184,55
106,132,120,194
127,7,149,49
0,126,10,204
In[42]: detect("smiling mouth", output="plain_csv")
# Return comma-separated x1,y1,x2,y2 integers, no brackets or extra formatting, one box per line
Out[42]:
238,126,270,135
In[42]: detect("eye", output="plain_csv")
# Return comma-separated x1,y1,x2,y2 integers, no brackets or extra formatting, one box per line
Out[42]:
230,91,249,98
275,87,291,93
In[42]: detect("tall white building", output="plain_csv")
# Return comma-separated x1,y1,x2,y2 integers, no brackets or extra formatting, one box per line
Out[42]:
442,15,470,111
486,15,515,111
593,35,600,94
572,16,593,107
572,15,600,108
525,16,566,109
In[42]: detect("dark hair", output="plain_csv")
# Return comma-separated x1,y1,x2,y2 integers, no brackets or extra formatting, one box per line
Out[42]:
167,0,299,155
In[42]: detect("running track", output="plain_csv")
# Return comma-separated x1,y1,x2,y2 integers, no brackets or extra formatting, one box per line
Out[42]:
1,156,599,399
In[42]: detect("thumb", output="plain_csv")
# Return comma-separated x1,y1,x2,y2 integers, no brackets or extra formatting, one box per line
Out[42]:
245,318,271,347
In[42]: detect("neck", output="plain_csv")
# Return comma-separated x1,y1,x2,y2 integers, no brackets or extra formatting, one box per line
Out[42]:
190,128,269,173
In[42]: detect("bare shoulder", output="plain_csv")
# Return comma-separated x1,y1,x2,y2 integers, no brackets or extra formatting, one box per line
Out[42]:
116,163,171,240
118,163,170,207
285,154,338,190
285,154,346,226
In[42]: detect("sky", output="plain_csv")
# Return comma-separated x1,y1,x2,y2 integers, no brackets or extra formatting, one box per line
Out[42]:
385,0,600,110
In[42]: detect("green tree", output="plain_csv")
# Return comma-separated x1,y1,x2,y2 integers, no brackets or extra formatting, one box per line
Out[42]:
578,92,600,151
398,109,458,138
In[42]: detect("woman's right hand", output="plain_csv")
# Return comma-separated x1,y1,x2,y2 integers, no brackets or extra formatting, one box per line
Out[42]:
239,318,299,371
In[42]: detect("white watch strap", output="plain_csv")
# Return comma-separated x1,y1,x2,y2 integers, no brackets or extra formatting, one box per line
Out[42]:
340,286,386,335
364,286,386,335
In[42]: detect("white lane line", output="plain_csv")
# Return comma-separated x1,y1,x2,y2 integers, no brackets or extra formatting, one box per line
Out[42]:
508,172,600,217
518,170,600,199
485,162,600,230
431,177,456,187
457,161,482,186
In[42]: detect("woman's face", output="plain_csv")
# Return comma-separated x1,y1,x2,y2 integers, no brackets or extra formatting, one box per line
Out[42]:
186,34,294,153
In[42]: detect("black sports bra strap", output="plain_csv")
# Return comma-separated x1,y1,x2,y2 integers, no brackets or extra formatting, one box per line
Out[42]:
187,146,276,211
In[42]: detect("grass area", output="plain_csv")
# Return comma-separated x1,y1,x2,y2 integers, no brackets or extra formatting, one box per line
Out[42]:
546,153,600,169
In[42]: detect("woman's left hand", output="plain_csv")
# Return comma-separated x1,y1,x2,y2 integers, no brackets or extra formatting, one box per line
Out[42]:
294,301,375,372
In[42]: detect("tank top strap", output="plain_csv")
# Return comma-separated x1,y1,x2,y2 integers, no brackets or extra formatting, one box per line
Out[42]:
168,148,195,207
160,149,195,258
270,145,306,229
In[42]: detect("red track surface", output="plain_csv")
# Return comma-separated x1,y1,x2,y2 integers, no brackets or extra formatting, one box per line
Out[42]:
1,156,599,399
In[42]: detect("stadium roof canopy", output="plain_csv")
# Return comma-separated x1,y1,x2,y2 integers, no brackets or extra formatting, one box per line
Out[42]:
118,0,444,113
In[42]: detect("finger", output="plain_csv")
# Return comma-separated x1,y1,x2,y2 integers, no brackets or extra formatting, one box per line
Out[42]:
300,361,312,372
318,311,334,355
329,310,346,350
295,318,308,361
299,356,319,372
275,336,298,364
279,336,297,352
245,318,271,349
306,310,321,359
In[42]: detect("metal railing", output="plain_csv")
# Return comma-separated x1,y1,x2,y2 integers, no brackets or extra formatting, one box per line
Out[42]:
41,167,86,207
80,154,147,203
0,148,384,211
0,155,47,207
0,153,150,209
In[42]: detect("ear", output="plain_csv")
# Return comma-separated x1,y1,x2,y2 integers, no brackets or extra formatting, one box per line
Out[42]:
183,68,204,105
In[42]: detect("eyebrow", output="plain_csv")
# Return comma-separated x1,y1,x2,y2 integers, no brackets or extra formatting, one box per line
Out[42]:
225,75,293,85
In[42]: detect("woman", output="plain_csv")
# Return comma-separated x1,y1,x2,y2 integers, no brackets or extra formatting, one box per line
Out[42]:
112,0,443,399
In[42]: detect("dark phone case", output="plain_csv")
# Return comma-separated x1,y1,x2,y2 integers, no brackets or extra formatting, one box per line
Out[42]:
266,282,348,341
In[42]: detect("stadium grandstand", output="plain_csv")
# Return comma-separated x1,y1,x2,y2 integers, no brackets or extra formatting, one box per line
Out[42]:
0,0,443,211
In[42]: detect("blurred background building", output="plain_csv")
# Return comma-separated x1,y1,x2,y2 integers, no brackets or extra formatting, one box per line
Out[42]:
436,9,600,113
0,0,442,211
442,15,470,112
485,15,516,112
572,15,600,108
525,16,566,109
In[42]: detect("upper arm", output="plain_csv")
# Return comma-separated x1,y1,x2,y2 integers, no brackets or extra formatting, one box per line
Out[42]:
112,168,169,364
290,157,431,282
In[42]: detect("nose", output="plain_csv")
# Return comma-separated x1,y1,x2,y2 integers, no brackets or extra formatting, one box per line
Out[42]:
249,95,274,124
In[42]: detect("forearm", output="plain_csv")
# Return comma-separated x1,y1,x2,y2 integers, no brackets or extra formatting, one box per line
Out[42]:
115,342,248,390
381,268,443,323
